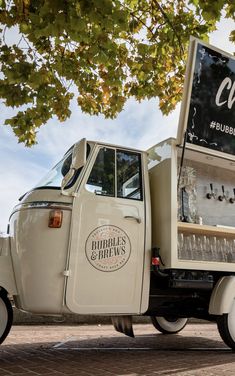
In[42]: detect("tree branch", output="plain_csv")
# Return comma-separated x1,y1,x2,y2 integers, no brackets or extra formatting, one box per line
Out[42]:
130,11,155,38
152,0,184,57
121,2,155,39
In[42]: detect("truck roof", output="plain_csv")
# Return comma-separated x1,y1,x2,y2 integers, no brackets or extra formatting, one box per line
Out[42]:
65,140,147,156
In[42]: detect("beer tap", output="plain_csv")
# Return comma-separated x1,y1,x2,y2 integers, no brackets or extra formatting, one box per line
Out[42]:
206,183,216,199
218,185,226,201
229,188,235,204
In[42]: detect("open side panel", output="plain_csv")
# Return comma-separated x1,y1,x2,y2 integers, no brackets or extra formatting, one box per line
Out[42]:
148,139,235,272
177,38,235,159
176,148,235,272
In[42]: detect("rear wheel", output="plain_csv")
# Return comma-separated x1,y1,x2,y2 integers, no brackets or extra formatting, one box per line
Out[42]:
217,299,235,350
151,316,188,334
0,293,13,344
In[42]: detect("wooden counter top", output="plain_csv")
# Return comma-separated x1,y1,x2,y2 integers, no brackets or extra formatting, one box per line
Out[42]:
178,222,235,237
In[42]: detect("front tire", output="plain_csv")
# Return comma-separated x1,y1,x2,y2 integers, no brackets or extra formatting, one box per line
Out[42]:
217,299,235,350
0,292,13,344
151,316,188,334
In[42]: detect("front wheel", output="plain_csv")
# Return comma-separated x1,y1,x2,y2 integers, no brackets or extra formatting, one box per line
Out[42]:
0,292,13,344
217,299,235,350
151,316,188,334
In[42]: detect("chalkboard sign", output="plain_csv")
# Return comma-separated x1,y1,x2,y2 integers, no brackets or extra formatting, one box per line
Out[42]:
183,40,235,156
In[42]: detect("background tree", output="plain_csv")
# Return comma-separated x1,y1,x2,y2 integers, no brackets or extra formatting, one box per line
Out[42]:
0,0,234,146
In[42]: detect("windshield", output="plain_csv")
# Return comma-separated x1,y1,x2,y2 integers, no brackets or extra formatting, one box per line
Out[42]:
34,142,91,190
34,150,73,189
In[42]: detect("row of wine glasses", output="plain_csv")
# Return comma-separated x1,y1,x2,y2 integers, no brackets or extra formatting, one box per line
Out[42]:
178,233,235,263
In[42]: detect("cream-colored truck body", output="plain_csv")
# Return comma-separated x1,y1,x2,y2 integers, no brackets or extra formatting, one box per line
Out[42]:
0,137,235,348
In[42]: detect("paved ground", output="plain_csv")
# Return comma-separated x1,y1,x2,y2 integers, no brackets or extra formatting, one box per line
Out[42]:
0,322,235,376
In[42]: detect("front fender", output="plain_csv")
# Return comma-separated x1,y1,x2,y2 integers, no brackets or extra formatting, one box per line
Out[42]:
209,276,235,315
0,236,17,295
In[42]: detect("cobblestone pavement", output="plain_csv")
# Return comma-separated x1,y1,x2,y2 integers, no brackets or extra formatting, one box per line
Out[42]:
0,323,235,376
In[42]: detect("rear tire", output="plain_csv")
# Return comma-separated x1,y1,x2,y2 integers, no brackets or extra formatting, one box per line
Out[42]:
151,316,188,334
0,292,13,344
217,299,235,350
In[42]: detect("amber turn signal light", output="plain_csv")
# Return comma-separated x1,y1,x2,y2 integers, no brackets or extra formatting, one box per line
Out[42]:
48,210,63,228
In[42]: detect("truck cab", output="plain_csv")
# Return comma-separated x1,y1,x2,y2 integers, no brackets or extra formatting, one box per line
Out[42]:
8,139,151,319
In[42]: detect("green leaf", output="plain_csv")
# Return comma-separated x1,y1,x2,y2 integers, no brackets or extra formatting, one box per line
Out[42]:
0,0,234,146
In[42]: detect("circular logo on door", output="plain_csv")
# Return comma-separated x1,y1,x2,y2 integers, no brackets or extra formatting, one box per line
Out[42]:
85,225,131,272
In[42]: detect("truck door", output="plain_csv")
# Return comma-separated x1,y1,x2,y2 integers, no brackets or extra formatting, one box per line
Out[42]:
66,146,146,314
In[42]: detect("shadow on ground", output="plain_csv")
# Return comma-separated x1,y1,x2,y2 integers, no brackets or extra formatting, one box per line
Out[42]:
0,331,234,375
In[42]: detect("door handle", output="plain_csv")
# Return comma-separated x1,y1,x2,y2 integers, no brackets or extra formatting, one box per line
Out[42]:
124,215,141,224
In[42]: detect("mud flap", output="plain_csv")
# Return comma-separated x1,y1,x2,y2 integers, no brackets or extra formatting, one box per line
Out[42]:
111,316,134,338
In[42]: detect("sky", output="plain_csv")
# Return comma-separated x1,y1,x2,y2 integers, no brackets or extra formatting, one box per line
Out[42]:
0,17,234,231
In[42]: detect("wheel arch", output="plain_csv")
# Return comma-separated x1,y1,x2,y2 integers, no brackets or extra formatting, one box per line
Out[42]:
209,276,235,315
0,252,17,297
0,286,9,297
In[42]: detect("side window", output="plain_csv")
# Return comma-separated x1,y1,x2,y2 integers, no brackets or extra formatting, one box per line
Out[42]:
117,150,142,200
86,148,115,196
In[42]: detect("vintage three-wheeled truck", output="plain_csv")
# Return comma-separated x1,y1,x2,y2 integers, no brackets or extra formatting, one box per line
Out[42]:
1,38,235,348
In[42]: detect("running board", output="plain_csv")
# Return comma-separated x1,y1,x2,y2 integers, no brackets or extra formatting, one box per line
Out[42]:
111,316,134,338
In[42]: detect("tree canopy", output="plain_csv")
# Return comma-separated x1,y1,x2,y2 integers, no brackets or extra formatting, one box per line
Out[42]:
0,0,234,146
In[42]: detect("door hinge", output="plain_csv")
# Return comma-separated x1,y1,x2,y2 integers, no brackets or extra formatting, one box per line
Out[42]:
63,270,71,277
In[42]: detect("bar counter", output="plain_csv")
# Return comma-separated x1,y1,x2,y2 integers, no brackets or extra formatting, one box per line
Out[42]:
178,222,235,238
